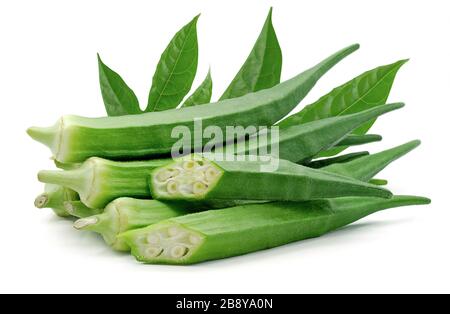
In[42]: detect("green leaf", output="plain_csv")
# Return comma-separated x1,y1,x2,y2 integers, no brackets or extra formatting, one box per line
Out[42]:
219,7,282,100
97,54,141,116
146,15,199,112
182,70,213,107
278,59,408,129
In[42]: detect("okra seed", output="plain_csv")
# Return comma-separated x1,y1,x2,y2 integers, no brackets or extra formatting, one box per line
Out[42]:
205,167,218,182
168,227,180,237
170,245,188,258
147,234,160,245
167,180,179,195
146,246,163,258
189,235,202,245
183,160,197,170
156,170,173,182
193,182,207,195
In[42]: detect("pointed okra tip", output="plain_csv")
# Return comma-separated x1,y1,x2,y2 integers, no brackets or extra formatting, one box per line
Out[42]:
150,155,223,200
120,222,205,264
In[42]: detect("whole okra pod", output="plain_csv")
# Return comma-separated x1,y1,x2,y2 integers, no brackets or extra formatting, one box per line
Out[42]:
27,44,359,163
120,195,431,264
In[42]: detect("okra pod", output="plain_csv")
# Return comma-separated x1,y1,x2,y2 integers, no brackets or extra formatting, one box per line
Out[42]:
322,140,421,182
150,155,392,201
74,198,186,251
34,184,79,217
27,44,359,163
36,104,400,209
38,158,170,209
222,103,402,163
121,195,430,264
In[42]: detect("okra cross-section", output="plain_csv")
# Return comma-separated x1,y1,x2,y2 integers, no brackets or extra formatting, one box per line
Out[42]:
150,155,392,201
121,195,431,264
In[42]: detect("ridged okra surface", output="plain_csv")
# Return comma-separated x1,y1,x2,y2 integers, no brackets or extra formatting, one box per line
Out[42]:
150,155,392,201
27,44,359,163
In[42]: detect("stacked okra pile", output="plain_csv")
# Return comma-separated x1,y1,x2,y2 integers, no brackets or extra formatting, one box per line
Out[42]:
28,9,430,265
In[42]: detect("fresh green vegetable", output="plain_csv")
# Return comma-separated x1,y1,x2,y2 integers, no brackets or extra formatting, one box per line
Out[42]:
226,103,402,163
34,184,79,217
146,15,199,112
121,195,430,264
369,179,388,186
182,70,213,107
220,8,282,100
97,54,141,116
64,201,102,218
322,140,421,182
38,158,171,209
278,59,407,157
150,154,392,201
306,151,369,168
27,44,359,163
35,103,400,210
74,198,186,251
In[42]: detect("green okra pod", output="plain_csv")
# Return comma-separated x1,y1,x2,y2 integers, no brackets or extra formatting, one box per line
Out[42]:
306,151,369,168
149,154,392,201
120,195,430,264
74,198,186,251
34,184,80,217
222,103,402,163
38,158,171,209
27,44,359,163
322,140,421,182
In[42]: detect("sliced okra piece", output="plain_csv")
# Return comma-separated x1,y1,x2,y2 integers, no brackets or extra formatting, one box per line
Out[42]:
150,154,392,201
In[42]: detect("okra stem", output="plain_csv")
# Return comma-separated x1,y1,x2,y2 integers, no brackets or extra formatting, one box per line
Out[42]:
64,201,102,218
121,195,430,264
38,158,171,209
74,198,186,251
34,184,79,217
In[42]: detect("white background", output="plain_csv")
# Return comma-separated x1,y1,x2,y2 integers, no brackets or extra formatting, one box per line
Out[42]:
0,0,449,294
